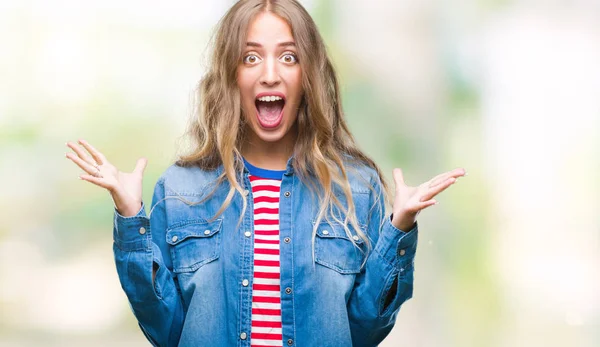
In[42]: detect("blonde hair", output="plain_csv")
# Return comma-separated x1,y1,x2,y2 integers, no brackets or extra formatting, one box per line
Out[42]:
176,0,390,266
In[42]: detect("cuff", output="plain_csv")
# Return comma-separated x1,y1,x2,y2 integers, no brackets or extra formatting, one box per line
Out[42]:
113,202,152,251
374,215,418,269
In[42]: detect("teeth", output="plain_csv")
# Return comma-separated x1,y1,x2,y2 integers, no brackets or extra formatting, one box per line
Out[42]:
257,96,283,102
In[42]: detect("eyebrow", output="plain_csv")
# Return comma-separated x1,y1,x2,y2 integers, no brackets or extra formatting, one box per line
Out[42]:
246,41,296,48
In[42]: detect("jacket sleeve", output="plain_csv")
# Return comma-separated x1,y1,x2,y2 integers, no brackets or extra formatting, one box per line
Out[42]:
347,173,418,347
112,177,184,347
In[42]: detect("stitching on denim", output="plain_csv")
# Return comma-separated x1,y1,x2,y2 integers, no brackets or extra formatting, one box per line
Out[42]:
290,171,297,343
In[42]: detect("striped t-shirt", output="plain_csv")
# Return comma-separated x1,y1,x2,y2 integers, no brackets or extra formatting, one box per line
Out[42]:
245,159,286,347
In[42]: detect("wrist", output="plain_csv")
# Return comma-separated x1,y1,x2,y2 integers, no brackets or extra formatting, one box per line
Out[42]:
116,204,141,218
390,213,416,233
111,191,141,217
114,199,142,217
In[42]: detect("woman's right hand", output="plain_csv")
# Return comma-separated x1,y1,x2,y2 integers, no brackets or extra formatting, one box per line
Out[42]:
65,139,148,217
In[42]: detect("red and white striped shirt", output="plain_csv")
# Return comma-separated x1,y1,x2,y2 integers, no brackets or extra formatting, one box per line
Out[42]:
249,174,283,347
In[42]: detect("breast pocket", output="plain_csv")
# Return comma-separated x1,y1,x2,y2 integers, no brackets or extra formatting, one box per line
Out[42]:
313,220,366,274
166,218,223,273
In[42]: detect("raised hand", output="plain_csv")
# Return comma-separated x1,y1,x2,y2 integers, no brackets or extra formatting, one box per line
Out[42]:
391,167,466,231
65,139,148,217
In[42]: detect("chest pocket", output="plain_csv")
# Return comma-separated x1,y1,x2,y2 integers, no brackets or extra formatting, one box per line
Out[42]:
166,218,223,273
313,221,366,274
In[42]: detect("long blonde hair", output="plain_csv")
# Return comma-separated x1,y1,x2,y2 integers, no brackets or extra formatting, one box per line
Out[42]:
176,0,390,265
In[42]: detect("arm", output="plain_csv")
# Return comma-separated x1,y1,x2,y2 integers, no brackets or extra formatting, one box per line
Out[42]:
347,175,418,346
348,166,465,345
113,177,184,347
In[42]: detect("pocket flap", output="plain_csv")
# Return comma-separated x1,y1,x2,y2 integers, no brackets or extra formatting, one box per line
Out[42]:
313,221,365,244
166,219,223,245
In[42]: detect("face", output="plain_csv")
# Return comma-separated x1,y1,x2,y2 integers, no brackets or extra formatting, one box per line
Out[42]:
237,11,303,150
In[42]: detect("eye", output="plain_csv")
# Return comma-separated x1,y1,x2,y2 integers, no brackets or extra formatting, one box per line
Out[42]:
243,54,261,65
280,53,298,64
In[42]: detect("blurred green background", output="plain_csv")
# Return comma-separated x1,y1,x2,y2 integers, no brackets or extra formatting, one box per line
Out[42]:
1,0,598,346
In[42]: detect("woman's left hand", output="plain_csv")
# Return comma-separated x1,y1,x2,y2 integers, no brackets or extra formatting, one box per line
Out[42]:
391,167,466,232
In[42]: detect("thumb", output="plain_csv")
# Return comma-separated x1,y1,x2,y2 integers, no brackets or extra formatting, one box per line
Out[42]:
134,157,148,175
392,168,405,188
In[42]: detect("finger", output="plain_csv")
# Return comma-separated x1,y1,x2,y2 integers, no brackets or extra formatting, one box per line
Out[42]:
79,174,112,189
429,168,466,188
66,141,95,166
417,199,438,210
428,170,457,188
404,198,439,214
77,139,107,165
421,177,456,201
392,168,406,189
66,152,99,176
134,157,148,175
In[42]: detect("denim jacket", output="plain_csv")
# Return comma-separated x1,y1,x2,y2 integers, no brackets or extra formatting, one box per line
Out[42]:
112,158,418,347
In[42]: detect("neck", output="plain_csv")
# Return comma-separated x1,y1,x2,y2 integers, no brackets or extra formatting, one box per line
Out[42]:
241,128,297,171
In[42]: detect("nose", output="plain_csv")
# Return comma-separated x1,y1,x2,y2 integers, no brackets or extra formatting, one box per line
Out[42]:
259,57,281,87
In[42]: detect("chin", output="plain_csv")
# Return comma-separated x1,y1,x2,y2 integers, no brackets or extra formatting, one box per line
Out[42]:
251,126,289,143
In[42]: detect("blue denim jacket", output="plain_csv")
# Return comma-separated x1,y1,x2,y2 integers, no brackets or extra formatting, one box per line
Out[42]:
112,158,418,347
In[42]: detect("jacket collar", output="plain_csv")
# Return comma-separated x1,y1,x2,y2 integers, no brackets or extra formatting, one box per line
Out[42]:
239,155,296,176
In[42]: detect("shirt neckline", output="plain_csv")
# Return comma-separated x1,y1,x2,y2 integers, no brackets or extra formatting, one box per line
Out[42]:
243,157,286,180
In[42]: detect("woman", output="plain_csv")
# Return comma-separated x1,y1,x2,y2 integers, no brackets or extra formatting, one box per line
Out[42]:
66,0,465,346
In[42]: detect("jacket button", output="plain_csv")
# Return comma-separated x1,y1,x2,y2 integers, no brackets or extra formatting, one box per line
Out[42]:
244,231,252,237
284,237,291,243
322,230,329,235
285,287,292,294
284,191,291,197
171,235,178,242
240,332,247,340
287,338,293,345
399,249,406,256
352,235,359,241
139,227,146,235
242,279,249,287
244,189,249,196
204,229,211,235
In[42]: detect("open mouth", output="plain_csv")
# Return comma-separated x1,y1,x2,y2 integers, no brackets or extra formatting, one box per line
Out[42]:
255,94,285,129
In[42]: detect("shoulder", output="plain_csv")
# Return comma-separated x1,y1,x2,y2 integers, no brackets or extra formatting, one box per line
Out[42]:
343,159,381,195
157,163,223,196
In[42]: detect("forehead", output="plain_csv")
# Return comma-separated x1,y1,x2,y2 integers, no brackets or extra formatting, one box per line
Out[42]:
246,11,294,44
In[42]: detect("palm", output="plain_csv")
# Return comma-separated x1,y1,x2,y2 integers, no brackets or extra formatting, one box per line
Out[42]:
391,167,466,231
116,170,144,203
65,139,147,213
393,184,419,216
